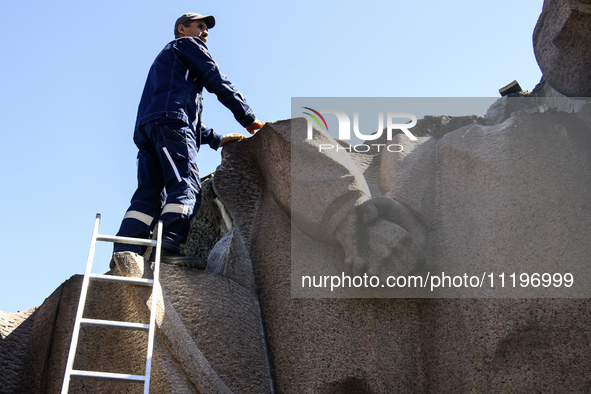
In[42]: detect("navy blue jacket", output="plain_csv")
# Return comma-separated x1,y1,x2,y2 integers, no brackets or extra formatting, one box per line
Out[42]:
134,36,256,149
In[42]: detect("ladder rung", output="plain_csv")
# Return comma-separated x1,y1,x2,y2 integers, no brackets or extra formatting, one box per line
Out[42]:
70,370,146,383
80,318,150,331
96,234,157,247
88,273,154,286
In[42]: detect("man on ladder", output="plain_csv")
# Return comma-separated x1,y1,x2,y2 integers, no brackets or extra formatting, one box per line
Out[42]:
113,12,264,268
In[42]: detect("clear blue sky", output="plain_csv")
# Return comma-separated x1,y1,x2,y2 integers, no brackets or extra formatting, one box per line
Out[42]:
0,0,543,312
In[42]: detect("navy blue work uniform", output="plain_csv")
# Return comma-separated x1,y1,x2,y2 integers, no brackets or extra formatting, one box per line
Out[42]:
114,36,256,254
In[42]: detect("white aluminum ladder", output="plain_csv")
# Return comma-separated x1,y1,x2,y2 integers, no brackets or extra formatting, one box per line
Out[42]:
61,213,162,394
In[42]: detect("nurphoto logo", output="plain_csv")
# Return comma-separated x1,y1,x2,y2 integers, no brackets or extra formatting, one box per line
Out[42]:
302,107,418,153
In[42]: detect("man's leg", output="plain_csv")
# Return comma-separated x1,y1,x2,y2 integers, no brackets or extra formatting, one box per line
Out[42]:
114,125,164,254
152,120,201,253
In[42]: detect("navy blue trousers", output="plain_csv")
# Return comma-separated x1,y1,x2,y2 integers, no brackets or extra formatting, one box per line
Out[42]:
114,118,201,254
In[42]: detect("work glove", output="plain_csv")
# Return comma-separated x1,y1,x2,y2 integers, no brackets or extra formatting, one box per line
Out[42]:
220,133,246,147
246,119,264,135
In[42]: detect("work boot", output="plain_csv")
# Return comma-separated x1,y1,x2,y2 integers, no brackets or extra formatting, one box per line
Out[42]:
159,248,206,269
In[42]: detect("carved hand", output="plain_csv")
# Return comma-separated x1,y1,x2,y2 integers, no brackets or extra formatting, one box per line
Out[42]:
336,197,427,278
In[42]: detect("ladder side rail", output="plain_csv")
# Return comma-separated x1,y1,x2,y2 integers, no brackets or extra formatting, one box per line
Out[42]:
61,214,102,394
143,220,163,394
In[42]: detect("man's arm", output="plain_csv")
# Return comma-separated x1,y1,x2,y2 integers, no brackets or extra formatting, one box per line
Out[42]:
175,38,258,129
200,123,222,149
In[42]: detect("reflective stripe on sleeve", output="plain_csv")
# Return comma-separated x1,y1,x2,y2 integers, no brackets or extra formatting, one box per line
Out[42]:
124,210,153,226
161,203,190,216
